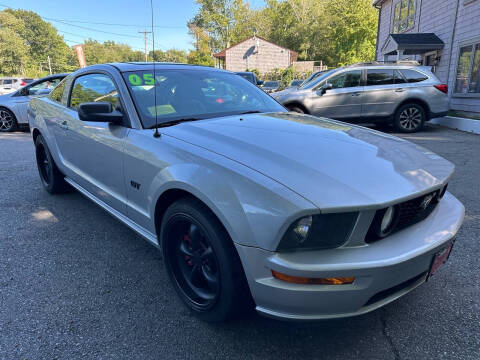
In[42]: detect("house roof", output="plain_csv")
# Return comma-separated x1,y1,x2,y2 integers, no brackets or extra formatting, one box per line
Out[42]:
383,33,445,55
213,36,298,59
390,33,444,46
372,0,387,6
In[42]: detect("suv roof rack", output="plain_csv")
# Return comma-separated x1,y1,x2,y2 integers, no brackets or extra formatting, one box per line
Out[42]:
347,60,421,67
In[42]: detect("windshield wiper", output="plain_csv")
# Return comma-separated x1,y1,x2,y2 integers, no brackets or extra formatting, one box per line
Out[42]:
151,117,201,128
236,110,263,115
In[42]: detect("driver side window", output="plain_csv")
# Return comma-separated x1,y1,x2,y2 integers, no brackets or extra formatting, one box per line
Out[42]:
327,70,362,89
69,73,118,111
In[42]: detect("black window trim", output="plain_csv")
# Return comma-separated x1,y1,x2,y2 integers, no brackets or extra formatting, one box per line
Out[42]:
67,70,131,126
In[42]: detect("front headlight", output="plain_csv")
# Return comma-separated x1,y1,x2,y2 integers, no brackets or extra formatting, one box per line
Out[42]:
277,212,359,252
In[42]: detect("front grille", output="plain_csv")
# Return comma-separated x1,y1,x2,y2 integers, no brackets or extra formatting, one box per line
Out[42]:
396,191,439,229
366,190,441,243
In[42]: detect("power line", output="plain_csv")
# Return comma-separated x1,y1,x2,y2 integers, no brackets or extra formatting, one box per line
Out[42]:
35,18,184,29
0,3,167,48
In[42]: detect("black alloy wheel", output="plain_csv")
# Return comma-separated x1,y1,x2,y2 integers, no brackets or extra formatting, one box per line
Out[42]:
36,140,52,186
34,135,69,194
167,217,220,310
161,198,252,322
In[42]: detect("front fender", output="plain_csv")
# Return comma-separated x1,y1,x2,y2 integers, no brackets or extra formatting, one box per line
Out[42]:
148,159,317,251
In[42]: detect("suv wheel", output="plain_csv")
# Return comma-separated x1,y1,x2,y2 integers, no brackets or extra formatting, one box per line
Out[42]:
287,105,305,114
161,197,252,322
394,103,425,133
0,108,17,132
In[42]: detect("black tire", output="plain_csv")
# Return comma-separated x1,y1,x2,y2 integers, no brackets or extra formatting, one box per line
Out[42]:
0,108,17,132
287,105,305,114
394,103,426,133
161,197,252,322
35,135,69,194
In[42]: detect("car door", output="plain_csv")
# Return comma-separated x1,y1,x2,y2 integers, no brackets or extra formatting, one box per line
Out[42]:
310,70,363,119
55,72,129,214
13,77,64,123
361,69,408,118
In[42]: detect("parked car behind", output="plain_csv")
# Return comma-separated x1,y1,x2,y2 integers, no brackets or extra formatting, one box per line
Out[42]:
235,71,263,86
271,62,449,133
288,79,304,88
0,74,67,132
0,77,34,95
262,80,280,93
28,63,463,322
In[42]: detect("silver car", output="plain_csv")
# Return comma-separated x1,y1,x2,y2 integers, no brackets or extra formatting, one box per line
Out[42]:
28,63,464,322
0,74,67,132
271,63,449,133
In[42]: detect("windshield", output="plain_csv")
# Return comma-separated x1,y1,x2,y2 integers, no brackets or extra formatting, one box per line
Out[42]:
263,81,279,87
235,72,255,84
299,69,336,89
123,69,285,128
290,80,303,87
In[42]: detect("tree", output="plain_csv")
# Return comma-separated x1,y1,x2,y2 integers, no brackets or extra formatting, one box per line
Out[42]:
187,0,378,68
149,49,188,63
187,23,214,66
5,9,77,75
322,0,378,66
0,12,28,75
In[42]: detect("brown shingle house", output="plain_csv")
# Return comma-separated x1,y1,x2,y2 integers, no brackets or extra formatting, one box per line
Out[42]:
213,36,298,75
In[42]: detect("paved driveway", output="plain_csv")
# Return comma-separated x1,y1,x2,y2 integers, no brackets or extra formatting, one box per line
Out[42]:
0,125,479,360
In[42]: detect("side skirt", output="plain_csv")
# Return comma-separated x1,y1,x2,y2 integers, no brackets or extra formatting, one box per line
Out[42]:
64,177,159,248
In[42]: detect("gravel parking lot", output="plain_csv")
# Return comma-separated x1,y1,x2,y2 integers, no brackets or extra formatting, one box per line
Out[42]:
0,124,479,360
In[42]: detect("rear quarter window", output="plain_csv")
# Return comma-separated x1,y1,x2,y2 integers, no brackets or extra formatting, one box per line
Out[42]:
401,69,429,83
49,79,67,103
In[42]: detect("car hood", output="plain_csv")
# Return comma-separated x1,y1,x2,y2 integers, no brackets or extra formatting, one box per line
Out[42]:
165,113,454,211
0,93,14,101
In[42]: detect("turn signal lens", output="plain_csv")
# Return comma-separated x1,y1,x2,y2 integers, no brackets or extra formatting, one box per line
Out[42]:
272,270,354,285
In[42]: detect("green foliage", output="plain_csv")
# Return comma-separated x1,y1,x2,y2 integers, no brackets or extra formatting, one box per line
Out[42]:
187,23,214,66
149,49,188,63
189,0,378,68
263,67,311,89
0,12,28,76
5,9,77,76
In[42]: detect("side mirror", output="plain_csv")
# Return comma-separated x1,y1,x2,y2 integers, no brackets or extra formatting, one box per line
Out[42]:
319,83,333,95
78,102,124,124
35,89,52,95
257,79,264,86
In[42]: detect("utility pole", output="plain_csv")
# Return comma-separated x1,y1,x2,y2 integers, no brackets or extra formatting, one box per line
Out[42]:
138,30,152,62
47,55,52,75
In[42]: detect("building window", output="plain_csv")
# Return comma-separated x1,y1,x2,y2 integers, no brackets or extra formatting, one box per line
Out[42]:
392,0,416,33
455,43,480,94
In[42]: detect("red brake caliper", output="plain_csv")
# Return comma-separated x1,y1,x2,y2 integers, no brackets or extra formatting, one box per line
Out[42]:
183,234,193,266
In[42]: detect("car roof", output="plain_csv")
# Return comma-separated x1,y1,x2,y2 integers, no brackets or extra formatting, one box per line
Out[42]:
109,62,229,73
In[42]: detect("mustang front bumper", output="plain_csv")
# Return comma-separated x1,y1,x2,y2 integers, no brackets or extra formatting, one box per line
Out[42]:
235,192,465,320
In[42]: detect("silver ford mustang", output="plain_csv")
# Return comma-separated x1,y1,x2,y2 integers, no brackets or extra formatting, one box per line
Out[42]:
28,63,464,322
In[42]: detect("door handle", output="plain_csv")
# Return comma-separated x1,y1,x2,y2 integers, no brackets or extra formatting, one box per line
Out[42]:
351,92,361,97
395,88,406,92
